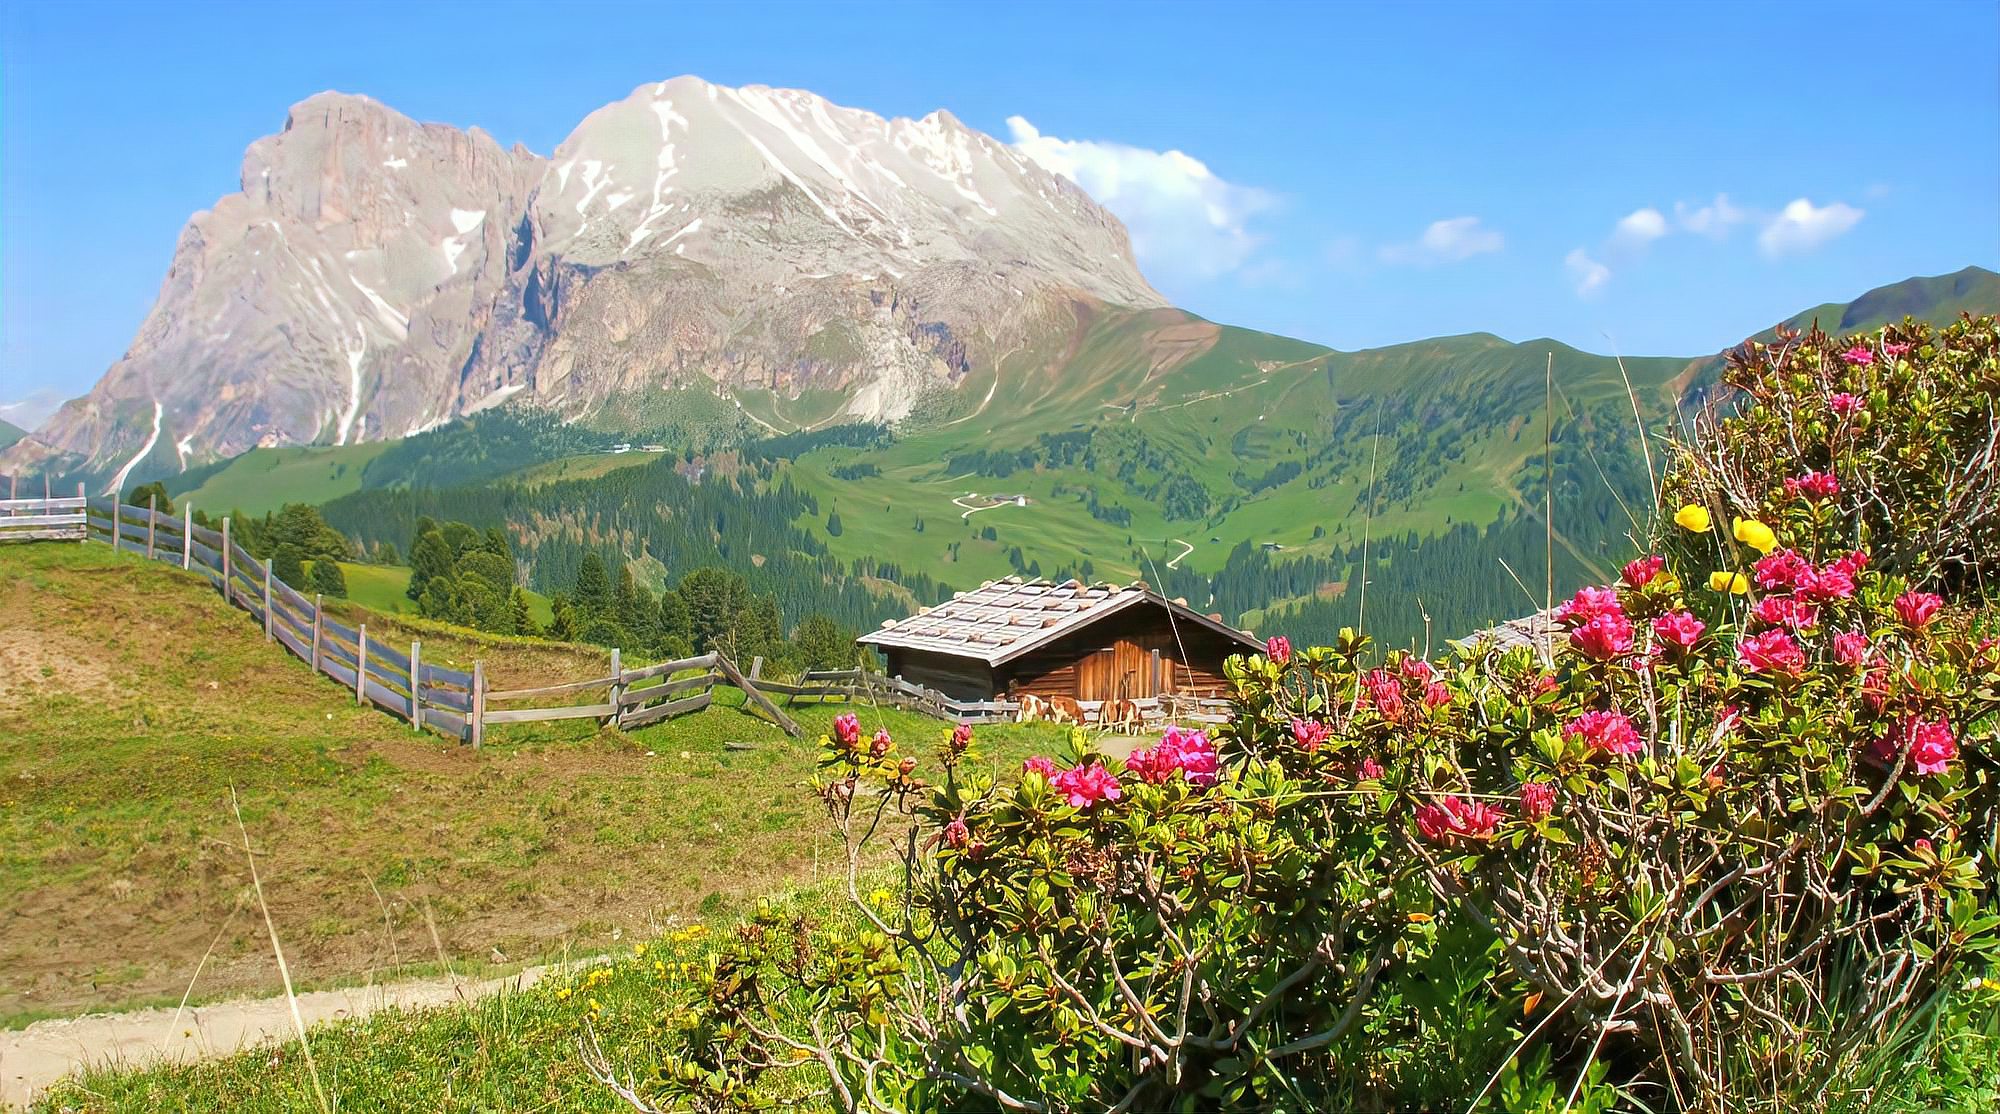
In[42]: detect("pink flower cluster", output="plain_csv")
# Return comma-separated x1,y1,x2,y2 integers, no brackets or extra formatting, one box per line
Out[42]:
1290,718,1329,752
1895,590,1943,629
1023,755,1058,778
1125,726,1219,788
1870,716,1959,777
1621,555,1665,588
1883,341,1912,358
1842,345,1875,366
1363,668,1406,722
1833,631,1870,668
870,728,894,759
1753,548,1862,603
1052,762,1124,808
1783,470,1841,500
1266,635,1292,665
1654,610,1706,651
1753,595,1820,631
1829,392,1864,416
1519,781,1557,822
1738,629,1807,676
1566,709,1643,755
1415,795,1505,844
834,713,862,747
1558,585,1635,661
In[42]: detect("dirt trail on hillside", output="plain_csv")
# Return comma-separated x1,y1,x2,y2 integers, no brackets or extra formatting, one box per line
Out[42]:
0,964,556,1109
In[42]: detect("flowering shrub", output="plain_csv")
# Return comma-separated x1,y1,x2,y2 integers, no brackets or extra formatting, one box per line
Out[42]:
619,317,1998,1113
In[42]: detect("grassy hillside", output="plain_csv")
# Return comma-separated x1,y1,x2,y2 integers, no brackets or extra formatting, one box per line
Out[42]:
0,541,1066,1023
167,441,392,518
0,418,23,453
337,561,555,628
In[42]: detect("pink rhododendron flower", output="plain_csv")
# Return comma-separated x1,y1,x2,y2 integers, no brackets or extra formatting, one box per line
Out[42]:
1022,756,1058,778
1399,656,1435,682
1894,590,1943,629
1913,837,1933,854
1754,595,1819,631
1051,762,1124,808
1621,555,1665,588
1125,726,1218,787
1653,610,1705,651
1841,345,1875,366
1801,563,1855,602
951,722,974,749
1833,549,1869,577
1871,717,1959,777
869,729,894,759
1423,681,1452,709
1557,585,1624,626
1832,631,1870,668
1569,612,1636,661
1363,668,1406,722
1754,549,1813,592
1265,635,1292,665
1290,718,1329,752
943,818,970,848
1783,471,1840,500
1566,709,1643,755
1883,341,1912,358
1415,795,1504,844
1520,781,1556,822
1828,392,1863,416
1738,629,1806,676
1356,756,1384,781
834,713,861,747
1532,674,1560,699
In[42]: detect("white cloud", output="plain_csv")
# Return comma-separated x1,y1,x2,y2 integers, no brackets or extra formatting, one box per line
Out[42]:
1758,198,1865,257
1565,248,1611,298
1674,193,1748,239
1609,207,1669,252
1378,216,1505,266
1006,116,1277,281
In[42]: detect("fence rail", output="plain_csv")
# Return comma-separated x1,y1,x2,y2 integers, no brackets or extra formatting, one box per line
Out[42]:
7,490,1232,742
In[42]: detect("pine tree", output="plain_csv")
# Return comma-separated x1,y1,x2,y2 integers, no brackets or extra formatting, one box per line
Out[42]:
510,588,538,637
124,481,173,515
309,558,348,599
271,544,306,588
574,553,614,622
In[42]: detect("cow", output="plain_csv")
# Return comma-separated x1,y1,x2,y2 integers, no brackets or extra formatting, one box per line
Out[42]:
1102,698,1143,735
1047,695,1087,725
1015,693,1051,724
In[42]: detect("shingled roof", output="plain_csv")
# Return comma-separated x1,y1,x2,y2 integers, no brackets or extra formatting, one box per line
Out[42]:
857,577,1262,666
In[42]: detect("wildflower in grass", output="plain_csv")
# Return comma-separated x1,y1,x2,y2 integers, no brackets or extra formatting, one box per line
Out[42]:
1841,344,1875,366
1828,391,1864,416
949,721,973,751
1832,631,1870,668
1733,517,1779,554
1753,595,1819,631
1621,555,1665,588
1265,635,1292,665
1050,762,1123,808
1894,590,1943,629
1022,755,1058,779
1738,629,1806,676
1783,470,1840,500
833,712,861,747
1653,610,1705,651
1415,795,1504,845
1520,781,1556,822
1709,570,1750,594
1675,504,1712,533
1290,718,1329,752
1569,612,1636,661
1566,709,1643,756
1871,717,1959,776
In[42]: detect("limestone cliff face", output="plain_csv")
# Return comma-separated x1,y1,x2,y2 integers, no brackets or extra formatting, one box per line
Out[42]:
9,78,1161,483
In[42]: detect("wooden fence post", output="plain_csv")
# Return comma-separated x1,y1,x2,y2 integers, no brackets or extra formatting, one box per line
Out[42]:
220,517,231,597
607,648,623,728
182,503,192,570
310,594,323,674
146,494,157,558
356,622,368,704
716,653,801,737
749,656,764,681
77,483,86,545
410,640,422,731
470,661,485,749
262,558,274,640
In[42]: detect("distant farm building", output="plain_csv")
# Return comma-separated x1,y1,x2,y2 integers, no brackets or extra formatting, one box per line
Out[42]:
857,577,1261,703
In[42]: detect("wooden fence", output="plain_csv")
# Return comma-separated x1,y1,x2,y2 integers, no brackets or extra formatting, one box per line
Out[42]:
1,493,803,745
5,491,1232,740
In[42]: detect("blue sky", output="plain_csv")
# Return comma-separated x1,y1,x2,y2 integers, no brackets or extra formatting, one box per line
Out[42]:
3,0,1996,411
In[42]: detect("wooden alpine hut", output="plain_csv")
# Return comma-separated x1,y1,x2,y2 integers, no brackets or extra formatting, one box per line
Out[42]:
856,577,1262,703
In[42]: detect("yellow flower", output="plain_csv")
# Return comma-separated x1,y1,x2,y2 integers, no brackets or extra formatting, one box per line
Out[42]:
1732,517,1778,554
1654,572,1681,595
1674,504,1712,533
1708,571,1749,594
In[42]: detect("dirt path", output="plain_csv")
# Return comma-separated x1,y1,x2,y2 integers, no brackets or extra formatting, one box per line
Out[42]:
0,964,557,1109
